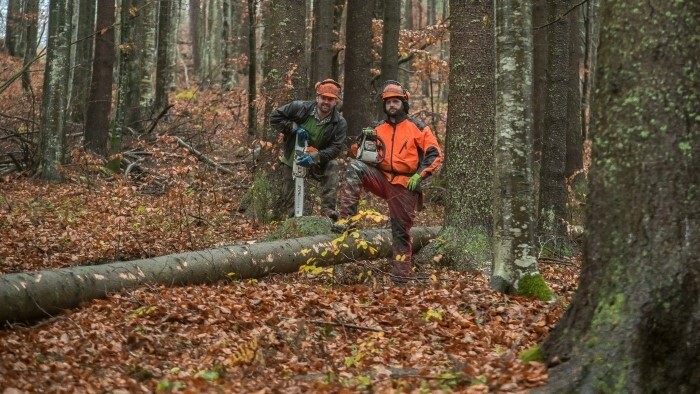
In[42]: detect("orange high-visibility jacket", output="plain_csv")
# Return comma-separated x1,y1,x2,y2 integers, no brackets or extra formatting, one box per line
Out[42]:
374,116,443,187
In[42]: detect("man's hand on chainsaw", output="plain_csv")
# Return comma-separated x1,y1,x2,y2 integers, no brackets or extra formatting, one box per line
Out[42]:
295,127,310,143
296,154,315,167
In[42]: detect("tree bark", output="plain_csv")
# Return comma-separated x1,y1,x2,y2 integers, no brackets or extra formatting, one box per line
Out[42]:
492,0,548,298
379,0,401,83
69,0,96,123
37,0,73,181
311,0,334,84
155,0,175,111
342,0,374,140
564,6,583,179
247,0,257,136
84,0,115,156
532,0,547,163
20,0,40,92
439,0,495,271
137,1,158,120
4,0,22,56
542,1,699,391
0,227,440,324
538,0,571,243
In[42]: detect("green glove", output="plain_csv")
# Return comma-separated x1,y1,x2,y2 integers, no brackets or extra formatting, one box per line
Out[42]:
407,173,421,191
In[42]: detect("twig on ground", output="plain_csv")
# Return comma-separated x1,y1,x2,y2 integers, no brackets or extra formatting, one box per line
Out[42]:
308,320,385,333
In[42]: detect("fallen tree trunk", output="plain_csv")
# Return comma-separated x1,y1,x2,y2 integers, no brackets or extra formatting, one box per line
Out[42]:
1,227,440,324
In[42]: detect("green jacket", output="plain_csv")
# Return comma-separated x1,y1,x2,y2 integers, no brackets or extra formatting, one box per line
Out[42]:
269,100,347,167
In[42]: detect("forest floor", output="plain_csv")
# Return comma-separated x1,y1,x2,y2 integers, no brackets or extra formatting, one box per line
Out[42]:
0,52,580,392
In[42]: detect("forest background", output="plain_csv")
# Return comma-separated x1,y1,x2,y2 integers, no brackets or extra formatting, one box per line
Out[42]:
0,0,696,392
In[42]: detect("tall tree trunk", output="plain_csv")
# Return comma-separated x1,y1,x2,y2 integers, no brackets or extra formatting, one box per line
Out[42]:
565,6,584,179
190,0,201,74
582,0,600,141
203,0,223,85
37,0,74,181
137,1,158,121
379,0,400,82
4,0,21,56
0,227,439,324
261,0,307,141
538,0,571,244
311,0,333,84
532,0,548,165
155,0,174,111
378,0,400,116
437,0,495,271
491,0,549,299
330,0,346,81
111,0,140,171
542,1,699,391
84,0,115,156
402,0,413,30
20,0,39,92
69,0,96,123
247,0,257,136
342,0,374,140
221,0,240,90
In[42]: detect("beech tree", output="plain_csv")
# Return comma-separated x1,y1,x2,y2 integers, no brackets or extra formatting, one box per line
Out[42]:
342,0,374,140
379,0,400,83
260,0,307,131
437,0,495,271
69,0,96,122
155,0,175,111
538,0,571,245
542,1,699,390
491,0,550,298
37,0,73,181
84,0,115,156
310,0,334,86
20,0,39,92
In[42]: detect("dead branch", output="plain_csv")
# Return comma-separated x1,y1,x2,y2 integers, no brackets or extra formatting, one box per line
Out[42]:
175,137,234,175
308,320,385,333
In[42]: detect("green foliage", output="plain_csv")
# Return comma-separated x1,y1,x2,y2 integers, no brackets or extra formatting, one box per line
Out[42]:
264,216,333,241
194,370,220,381
240,171,276,223
517,273,553,301
422,308,444,322
518,344,543,362
174,89,197,101
427,226,491,272
156,379,185,392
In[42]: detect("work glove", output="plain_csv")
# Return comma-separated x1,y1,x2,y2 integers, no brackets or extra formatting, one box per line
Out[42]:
407,173,422,191
296,154,315,167
361,127,375,137
295,127,310,143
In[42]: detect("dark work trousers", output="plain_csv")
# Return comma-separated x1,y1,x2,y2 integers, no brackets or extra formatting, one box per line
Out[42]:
337,160,418,282
279,160,339,218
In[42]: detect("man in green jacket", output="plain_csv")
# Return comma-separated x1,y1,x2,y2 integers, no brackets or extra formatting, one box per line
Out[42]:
269,79,347,219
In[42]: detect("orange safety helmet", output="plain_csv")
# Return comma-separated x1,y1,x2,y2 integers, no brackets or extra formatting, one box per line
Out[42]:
315,79,342,99
380,80,410,101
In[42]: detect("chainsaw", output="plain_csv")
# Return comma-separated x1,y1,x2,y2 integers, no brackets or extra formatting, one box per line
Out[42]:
356,128,385,165
292,133,308,217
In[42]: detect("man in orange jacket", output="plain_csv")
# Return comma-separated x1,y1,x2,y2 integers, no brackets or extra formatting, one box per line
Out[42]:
334,80,443,285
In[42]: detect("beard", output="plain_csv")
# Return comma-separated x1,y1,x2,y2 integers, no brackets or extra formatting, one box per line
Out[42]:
385,106,406,118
